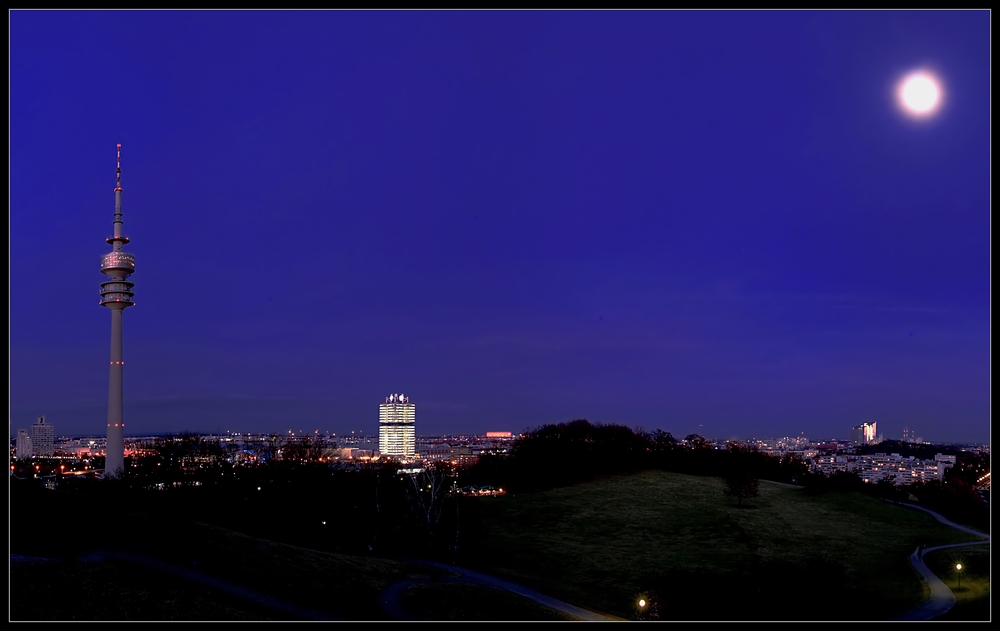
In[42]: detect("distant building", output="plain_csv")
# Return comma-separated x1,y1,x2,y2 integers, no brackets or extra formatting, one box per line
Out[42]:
16,430,32,460
808,451,955,485
486,432,512,438
416,443,452,461
934,454,957,469
379,393,415,457
30,416,55,457
850,422,877,446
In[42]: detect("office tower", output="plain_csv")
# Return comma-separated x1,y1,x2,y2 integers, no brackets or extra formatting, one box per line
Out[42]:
30,416,55,457
16,429,32,460
379,393,415,457
850,422,877,446
100,144,136,479
865,422,877,444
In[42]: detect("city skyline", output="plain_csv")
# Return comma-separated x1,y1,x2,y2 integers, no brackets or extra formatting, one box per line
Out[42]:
10,10,990,443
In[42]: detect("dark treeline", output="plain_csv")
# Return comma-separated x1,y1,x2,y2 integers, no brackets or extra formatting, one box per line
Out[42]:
464,419,808,493
31,438,456,559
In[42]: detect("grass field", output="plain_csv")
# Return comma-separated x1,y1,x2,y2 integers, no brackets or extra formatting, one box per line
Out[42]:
457,470,984,621
924,544,990,621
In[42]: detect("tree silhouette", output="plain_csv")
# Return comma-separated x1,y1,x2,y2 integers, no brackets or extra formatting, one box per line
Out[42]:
400,464,454,550
723,469,759,506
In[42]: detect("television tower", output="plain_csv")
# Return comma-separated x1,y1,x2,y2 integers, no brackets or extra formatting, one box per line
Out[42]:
100,144,135,478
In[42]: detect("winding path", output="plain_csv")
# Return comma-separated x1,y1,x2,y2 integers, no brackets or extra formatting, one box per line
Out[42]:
380,558,624,621
889,502,989,621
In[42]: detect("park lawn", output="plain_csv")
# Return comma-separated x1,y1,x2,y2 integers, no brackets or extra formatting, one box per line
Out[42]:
398,581,576,621
10,482,445,620
458,470,981,621
923,544,990,621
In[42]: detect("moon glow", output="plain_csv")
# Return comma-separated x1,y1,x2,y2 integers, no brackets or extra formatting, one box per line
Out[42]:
898,72,942,117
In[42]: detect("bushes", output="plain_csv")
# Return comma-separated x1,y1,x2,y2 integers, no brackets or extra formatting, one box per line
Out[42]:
907,479,988,532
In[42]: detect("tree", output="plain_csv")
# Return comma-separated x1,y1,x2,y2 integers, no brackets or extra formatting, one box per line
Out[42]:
650,429,677,450
684,434,713,450
875,476,903,504
723,469,759,506
400,464,454,550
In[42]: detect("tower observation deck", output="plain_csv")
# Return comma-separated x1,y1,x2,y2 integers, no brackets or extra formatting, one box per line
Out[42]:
100,144,135,478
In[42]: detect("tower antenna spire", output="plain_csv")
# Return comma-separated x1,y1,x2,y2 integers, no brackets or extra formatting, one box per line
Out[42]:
115,143,122,192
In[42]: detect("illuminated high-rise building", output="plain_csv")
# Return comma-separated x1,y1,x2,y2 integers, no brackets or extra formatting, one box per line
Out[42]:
379,394,415,457
16,429,33,460
850,422,877,446
100,144,136,479
30,415,54,457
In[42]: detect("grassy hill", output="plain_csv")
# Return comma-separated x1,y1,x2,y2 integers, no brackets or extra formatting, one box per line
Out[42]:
11,471,984,621
454,470,984,621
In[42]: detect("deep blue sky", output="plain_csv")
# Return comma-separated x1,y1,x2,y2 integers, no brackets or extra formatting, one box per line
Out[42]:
10,10,990,443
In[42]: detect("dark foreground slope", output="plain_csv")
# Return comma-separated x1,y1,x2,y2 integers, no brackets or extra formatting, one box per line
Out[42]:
454,470,984,621
9,480,439,621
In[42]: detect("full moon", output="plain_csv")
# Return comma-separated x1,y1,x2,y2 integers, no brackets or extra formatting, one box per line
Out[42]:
898,72,942,116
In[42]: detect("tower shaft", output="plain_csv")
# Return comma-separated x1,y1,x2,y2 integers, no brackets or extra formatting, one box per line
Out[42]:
100,143,134,479
106,308,125,477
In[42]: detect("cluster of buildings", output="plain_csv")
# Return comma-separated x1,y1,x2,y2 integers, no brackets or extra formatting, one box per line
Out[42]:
374,393,513,464
740,434,814,456
14,416,55,459
737,421,935,458
808,452,957,485
13,398,977,489
900,426,925,445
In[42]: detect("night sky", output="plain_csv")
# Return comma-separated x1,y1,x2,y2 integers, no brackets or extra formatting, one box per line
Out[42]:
10,11,990,443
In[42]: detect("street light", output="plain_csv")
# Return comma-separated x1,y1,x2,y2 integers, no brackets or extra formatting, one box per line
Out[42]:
956,563,963,590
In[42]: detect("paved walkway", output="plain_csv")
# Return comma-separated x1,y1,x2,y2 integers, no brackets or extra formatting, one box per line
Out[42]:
889,502,989,621
380,558,624,621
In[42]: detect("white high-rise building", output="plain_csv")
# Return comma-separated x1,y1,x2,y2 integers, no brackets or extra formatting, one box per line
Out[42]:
379,393,415,457
30,416,55,457
16,429,32,460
